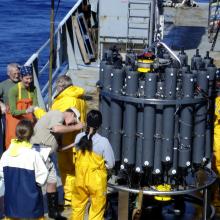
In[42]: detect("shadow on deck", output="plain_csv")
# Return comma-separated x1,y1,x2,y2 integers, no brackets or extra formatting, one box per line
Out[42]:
164,26,206,50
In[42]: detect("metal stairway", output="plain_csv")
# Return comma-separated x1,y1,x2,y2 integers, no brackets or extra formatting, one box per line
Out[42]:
127,0,155,46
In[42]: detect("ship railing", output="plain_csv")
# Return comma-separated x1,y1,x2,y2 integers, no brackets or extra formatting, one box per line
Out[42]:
25,0,85,109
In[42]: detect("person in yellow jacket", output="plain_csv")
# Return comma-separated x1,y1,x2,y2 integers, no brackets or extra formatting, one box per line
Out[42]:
34,75,87,206
62,110,115,220
212,94,220,205
54,75,87,206
214,95,220,175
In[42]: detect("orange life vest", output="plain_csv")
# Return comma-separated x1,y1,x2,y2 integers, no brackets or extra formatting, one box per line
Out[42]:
5,83,35,149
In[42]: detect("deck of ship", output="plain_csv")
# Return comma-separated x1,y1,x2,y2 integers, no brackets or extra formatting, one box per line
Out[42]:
57,2,220,220
163,3,220,64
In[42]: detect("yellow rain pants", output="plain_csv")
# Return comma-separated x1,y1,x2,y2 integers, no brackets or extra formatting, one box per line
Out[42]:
57,137,77,206
34,85,87,205
214,96,220,174
71,150,107,220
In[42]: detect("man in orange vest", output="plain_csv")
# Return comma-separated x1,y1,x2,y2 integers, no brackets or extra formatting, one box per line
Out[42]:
5,65,37,148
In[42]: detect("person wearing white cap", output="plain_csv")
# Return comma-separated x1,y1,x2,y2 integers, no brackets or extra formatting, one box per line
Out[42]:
30,108,84,220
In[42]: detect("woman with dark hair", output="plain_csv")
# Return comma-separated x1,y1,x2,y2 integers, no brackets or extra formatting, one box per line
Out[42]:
0,119,48,219
67,109,115,220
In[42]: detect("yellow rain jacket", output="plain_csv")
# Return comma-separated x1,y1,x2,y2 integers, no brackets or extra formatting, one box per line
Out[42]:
9,139,32,156
72,149,107,220
214,96,220,174
34,85,86,122
51,85,86,122
34,85,87,205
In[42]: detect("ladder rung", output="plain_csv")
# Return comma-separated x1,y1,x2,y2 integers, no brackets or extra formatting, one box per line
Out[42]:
128,27,149,30
129,15,150,18
129,1,151,4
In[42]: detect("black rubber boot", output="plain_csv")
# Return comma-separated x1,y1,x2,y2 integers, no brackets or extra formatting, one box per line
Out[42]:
47,192,67,220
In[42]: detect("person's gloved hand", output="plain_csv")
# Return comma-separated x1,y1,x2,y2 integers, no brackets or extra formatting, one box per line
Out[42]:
26,106,35,114
0,102,6,114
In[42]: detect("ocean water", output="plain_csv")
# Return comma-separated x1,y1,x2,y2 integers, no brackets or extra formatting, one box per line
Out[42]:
0,0,210,82
0,0,76,81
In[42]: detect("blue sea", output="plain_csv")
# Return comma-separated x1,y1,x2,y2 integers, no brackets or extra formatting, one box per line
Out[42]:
0,0,210,82
0,0,76,82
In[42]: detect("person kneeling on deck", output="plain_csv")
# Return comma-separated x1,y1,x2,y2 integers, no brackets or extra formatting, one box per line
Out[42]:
34,75,87,207
62,110,115,220
5,65,37,148
30,109,84,220
0,119,48,220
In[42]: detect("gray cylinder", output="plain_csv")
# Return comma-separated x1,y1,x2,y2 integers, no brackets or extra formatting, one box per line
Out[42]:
164,66,178,80
161,68,177,164
142,73,157,168
99,60,107,88
122,69,139,165
192,69,198,78
153,82,164,174
135,79,145,172
100,63,113,138
169,114,179,176
191,49,203,71
193,70,208,166
207,64,217,97
203,51,213,69
205,64,217,161
205,123,212,162
181,65,190,75
178,74,194,169
100,96,111,138
103,63,113,92
110,68,124,162
178,48,188,66
135,108,144,172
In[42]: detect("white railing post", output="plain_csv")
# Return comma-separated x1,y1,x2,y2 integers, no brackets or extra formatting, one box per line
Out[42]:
65,23,78,69
56,30,61,69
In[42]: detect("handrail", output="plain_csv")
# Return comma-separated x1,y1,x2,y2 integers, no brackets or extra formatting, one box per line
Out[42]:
25,53,38,66
24,0,84,108
26,0,83,65
36,39,50,54
29,0,83,60
58,0,83,28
